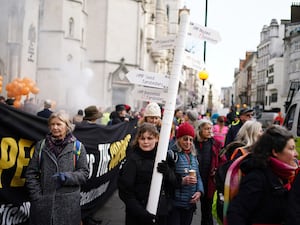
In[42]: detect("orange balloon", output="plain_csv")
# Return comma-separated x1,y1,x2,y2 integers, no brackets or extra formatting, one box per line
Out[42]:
13,100,21,108
5,83,13,92
21,86,30,95
31,86,40,94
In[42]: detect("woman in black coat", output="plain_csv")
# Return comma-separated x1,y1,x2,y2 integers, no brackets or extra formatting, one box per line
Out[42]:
118,123,179,225
227,125,299,225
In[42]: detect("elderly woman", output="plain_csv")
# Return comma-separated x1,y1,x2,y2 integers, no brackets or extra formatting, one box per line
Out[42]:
168,122,204,225
194,119,225,225
25,111,89,225
227,125,299,225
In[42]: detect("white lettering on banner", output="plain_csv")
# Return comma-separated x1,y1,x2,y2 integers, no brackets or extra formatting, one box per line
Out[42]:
96,144,111,177
87,154,95,179
0,202,30,225
80,181,110,205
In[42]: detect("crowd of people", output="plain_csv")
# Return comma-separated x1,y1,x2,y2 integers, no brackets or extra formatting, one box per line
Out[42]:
2,96,300,225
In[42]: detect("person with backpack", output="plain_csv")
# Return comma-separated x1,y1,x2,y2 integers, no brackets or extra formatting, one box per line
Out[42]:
194,119,225,225
215,120,263,223
226,125,299,225
118,123,180,225
25,111,89,225
167,122,204,225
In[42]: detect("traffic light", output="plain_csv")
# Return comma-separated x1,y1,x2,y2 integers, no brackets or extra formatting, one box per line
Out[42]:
0,75,3,93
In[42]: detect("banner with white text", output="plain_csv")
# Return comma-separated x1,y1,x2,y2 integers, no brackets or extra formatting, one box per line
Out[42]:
0,103,137,225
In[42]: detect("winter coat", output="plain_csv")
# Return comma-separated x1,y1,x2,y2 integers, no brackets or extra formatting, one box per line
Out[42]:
25,139,89,225
194,138,225,198
285,170,300,225
170,144,204,209
118,147,178,225
224,121,243,146
227,157,288,225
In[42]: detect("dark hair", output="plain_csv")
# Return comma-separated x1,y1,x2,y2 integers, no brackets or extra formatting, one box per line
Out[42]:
252,125,294,167
132,123,159,148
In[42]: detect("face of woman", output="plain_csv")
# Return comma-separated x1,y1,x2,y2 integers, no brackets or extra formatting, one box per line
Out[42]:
145,116,160,126
200,124,212,139
49,117,68,139
273,138,298,167
138,131,158,152
178,135,194,151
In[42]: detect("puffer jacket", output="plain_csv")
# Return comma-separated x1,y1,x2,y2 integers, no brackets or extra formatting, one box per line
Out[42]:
25,139,89,225
170,144,204,209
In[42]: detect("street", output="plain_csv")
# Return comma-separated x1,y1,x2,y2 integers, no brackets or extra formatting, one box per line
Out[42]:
92,191,203,225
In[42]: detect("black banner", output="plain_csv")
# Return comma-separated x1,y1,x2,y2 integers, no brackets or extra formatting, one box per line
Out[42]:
0,103,137,225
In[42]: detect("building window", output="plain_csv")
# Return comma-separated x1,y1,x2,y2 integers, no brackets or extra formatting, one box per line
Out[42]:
69,17,74,37
271,93,277,103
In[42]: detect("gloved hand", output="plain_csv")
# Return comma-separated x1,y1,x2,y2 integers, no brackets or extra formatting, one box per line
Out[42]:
52,172,68,187
157,160,170,176
142,211,156,224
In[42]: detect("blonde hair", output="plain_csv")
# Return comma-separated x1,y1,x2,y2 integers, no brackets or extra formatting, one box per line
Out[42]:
236,120,262,149
48,110,74,132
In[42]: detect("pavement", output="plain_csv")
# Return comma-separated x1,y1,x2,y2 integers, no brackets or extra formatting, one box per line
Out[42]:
92,191,202,225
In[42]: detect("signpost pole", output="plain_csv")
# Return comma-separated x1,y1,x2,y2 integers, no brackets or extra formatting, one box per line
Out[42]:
146,8,190,214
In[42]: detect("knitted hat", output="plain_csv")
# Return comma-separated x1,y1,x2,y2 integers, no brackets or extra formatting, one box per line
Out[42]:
83,105,102,120
186,109,198,122
144,102,161,118
176,122,195,139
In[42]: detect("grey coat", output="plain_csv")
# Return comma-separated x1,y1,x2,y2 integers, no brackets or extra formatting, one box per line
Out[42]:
25,139,89,225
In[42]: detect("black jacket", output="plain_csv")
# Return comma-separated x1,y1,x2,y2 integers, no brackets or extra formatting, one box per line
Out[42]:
224,122,243,146
118,147,178,225
227,157,288,225
286,171,300,225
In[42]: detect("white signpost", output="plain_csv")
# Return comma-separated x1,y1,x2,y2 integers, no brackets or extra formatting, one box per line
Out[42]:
126,70,169,89
151,35,177,50
183,51,205,72
188,22,221,44
132,87,167,104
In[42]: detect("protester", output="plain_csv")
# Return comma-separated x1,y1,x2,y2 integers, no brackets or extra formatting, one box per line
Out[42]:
168,122,204,225
273,111,284,125
212,116,229,148
37,99,53,118
108,104,129,125
184,109,199,130
118,123,179,225
224,120,263,160
82,105,102,124
173,108,184,128
224,107,253,147
25,111,89,225
225,106,237,126
215,120,263,222
138,102,162,130
227,125,299,225
194,119,225,225
73,109,84,124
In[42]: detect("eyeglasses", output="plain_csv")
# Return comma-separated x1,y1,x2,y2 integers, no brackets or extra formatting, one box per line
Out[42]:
182,136,194,142
245,114,253,118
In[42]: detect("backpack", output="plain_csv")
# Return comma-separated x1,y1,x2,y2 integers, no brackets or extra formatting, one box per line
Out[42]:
215,147,248,223
38,139,81,168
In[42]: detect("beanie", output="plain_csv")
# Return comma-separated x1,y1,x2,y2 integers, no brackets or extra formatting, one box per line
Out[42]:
144,102,161,118
176,122,195,139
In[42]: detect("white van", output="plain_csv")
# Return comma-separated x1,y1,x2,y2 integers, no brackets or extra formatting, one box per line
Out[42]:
283,91,300,152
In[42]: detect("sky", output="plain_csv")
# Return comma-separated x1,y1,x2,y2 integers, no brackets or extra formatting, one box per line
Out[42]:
184,0,294,90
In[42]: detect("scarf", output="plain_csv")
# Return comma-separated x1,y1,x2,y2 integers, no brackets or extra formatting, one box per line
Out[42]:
45,132,75,157
268,156,298,190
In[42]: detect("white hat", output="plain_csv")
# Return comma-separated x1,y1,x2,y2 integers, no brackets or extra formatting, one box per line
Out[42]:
144,102,161,118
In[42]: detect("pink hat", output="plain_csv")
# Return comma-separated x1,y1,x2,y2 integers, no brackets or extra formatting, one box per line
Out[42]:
176,122,195,139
